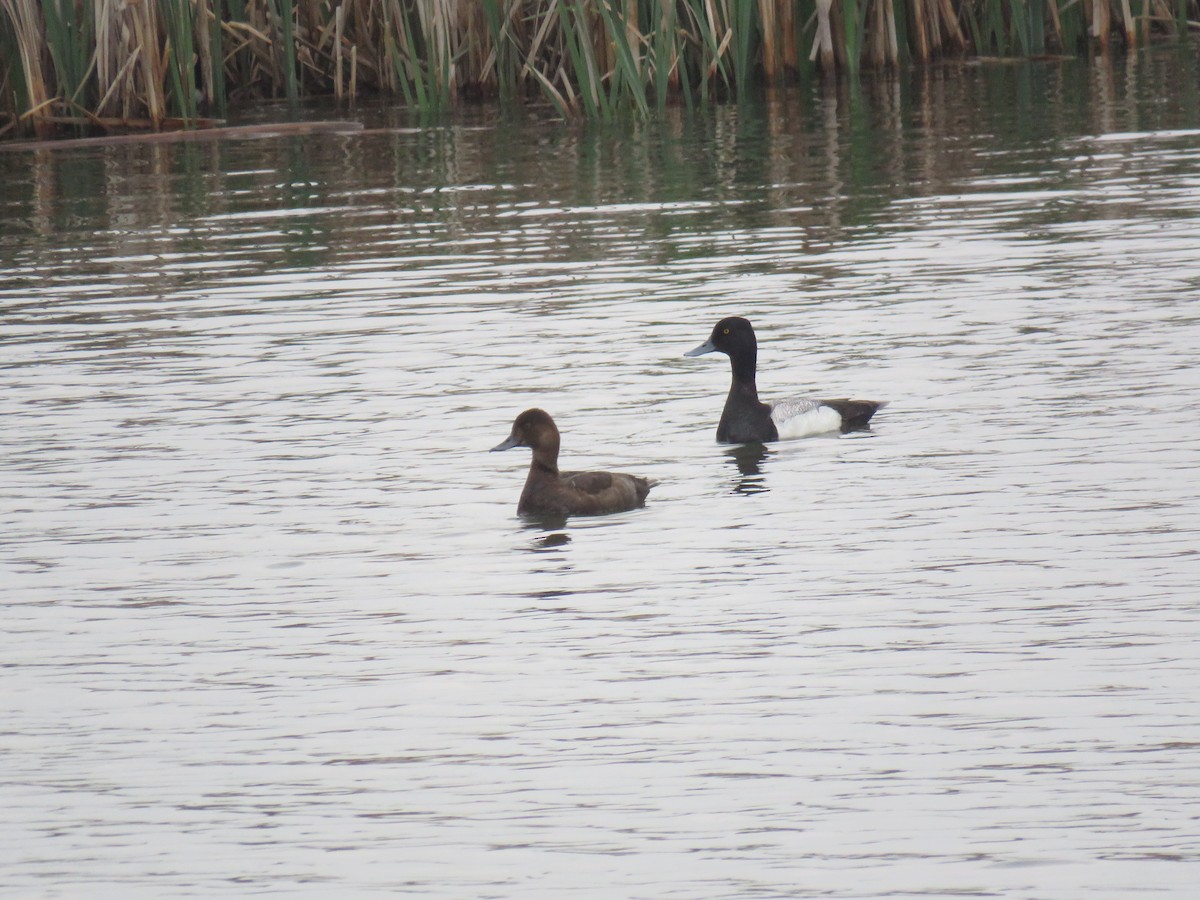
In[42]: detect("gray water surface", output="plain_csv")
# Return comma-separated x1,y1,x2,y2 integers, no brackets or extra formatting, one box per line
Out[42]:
3,54,1200,898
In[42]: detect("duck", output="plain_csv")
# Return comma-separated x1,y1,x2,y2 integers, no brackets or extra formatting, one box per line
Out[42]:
491,408,654,516
685,316,886,443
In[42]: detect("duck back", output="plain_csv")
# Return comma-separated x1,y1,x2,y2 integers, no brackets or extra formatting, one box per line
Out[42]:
519,468,653,517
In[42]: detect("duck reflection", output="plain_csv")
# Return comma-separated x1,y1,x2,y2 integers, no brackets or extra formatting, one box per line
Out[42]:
532,531,572,550
726,442,771,495
520,514,572,551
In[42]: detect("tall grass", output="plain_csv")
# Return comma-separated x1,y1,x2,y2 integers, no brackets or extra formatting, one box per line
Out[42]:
2,0,1198,134
161,0,200,120
2,0,52,135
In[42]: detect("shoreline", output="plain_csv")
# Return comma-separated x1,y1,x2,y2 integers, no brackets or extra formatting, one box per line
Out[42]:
2,1,1193,139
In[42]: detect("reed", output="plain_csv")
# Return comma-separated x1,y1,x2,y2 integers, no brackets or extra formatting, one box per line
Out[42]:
160,0,199,120
2,0,52,135
2,0,1198,133
42,0,93,112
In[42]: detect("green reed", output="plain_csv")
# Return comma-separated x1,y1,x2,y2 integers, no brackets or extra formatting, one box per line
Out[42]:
271,0,299,102
160,0,199,120
480,0,518,100
209,0,227,116
41,0,93,112
2,0,1199,134
0,7,23,119
601,0,651,115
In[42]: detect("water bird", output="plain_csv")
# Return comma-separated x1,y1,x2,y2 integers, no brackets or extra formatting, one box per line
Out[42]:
491,409,654,516
685,316,886,443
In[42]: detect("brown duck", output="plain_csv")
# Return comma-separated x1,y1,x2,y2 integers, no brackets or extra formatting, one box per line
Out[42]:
491,409,654,517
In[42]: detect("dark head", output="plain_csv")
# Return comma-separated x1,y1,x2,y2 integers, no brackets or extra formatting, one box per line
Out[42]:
491,408,560,464
685,316,760,385
684,316,758,360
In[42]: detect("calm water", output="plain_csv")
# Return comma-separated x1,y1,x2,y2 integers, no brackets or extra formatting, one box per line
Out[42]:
3,50,1200,898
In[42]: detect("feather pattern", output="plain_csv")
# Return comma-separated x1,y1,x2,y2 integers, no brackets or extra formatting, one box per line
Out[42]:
770,399,844,440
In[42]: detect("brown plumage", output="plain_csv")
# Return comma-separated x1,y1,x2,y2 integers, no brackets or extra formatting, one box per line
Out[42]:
491,409,654,517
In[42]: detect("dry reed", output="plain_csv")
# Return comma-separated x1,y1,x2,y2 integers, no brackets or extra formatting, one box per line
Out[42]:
1,0,1196,134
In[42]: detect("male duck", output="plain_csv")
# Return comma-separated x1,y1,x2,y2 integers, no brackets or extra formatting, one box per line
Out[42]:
685,316,886,443
491,408,654,516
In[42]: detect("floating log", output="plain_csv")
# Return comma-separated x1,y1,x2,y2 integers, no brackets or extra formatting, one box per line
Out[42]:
0,121,365,152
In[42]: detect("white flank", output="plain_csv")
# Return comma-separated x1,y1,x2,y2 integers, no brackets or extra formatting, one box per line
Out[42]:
771,398,843,440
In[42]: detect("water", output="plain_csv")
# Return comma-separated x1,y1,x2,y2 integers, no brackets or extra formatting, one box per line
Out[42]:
3,52,1200,897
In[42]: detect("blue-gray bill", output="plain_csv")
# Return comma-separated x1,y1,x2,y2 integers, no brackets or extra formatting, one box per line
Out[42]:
684,339,716,357
491,434,520,452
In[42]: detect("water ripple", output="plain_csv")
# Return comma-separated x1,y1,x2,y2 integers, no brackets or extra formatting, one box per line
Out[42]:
3,64,1200,898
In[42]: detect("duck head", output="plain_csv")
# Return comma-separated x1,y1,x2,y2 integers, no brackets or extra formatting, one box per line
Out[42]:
491,408,560,458
684,316,758,359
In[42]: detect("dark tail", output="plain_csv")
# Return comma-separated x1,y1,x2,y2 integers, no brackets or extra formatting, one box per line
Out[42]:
823,399,888,433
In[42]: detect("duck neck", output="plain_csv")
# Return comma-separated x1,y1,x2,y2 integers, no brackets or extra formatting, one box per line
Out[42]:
729,349,759,400
529,435,560,477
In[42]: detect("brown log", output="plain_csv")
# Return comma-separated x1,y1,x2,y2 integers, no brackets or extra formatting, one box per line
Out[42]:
0,120,365,152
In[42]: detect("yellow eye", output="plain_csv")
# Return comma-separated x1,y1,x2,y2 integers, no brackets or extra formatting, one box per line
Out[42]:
722,328,730,335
